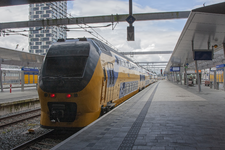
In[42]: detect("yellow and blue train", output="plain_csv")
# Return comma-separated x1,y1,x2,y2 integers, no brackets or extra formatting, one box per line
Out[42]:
38,38,157,129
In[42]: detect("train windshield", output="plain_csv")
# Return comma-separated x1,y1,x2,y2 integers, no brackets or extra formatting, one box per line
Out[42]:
43,56,87,77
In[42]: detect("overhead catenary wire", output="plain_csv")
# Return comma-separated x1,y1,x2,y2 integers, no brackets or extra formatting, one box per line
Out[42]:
46,2,151,72
46,2,119,51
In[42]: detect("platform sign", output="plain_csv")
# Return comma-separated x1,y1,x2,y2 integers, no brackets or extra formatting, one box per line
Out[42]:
127,26,134,41
24,72,39,75
170,66,180,72
173,67,180,72
21,67,39,72
216,64,225,68
193,50,213,60
126,15,136,24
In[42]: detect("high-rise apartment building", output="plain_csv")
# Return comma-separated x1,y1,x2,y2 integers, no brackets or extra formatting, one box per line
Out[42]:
29,2,67,55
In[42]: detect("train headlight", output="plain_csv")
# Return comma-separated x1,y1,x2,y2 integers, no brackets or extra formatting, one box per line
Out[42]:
50,93,56,98
66,94,71,98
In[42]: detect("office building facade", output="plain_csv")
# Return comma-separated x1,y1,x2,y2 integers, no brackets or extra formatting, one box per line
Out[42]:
29,2,67,55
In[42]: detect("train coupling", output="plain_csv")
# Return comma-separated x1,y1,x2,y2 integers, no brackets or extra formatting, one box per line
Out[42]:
50,110,64,122
48,102,77,122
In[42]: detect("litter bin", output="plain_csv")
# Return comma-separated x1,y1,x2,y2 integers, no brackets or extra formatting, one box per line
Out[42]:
210,82,213,89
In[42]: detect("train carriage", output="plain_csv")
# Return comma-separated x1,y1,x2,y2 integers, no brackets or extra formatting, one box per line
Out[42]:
38,38,155,129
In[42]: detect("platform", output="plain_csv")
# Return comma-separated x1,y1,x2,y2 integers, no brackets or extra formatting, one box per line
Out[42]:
52,80,225,150
0,88,38,104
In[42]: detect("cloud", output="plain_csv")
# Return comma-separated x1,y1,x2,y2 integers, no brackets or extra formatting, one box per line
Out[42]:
69,0,159,17
196,0,225,5
66,0,187,73
0,5,29,51
193,0,225,9
0,5,29,22
0,34,28,52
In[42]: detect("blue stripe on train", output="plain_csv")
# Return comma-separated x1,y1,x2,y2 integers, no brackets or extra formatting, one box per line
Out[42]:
106,70,118,87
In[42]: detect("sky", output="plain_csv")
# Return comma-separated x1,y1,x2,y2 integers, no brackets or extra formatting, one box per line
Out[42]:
0,0,225,73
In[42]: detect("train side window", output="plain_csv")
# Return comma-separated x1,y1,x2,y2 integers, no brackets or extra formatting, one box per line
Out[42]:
129,83,131,92
115,57,119,64
112,70,114,84
103,67,106,81
109,70,112,85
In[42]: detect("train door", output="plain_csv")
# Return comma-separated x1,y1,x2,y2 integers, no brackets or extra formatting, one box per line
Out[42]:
140,75,142,90
100,67,107,104
106,63,114,102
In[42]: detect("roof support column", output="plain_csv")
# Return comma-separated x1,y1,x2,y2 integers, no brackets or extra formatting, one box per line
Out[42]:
18,72,20,84
175,72,177,84
223,67,225,91
168,73,170,81
195,61,201,92
209,68,211,82
180,71,182,85
176,72,178,84
0,58,3,92
21,71,24,92
173,72,175,83
192,41,201,92
213,70,217,89
185,66,188,88
223,43,225,58
223,44,225,91
168,73,172,82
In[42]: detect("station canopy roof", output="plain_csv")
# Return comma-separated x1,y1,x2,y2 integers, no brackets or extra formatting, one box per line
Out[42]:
165,2,225,73
0,47,44,68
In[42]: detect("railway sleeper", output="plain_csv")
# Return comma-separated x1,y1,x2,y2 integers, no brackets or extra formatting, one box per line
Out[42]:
30,146,41,150
38,142,55,146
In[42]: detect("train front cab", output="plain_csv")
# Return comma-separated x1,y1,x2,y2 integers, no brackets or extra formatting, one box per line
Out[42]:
38,40,104,128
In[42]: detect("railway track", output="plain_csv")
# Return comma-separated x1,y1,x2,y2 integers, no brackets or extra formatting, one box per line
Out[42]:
0,108,41,128
12,129,78,150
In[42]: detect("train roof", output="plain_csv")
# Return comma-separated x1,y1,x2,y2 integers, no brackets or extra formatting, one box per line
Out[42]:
56,37,150,73
57,38,133,62
89,38,133,62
